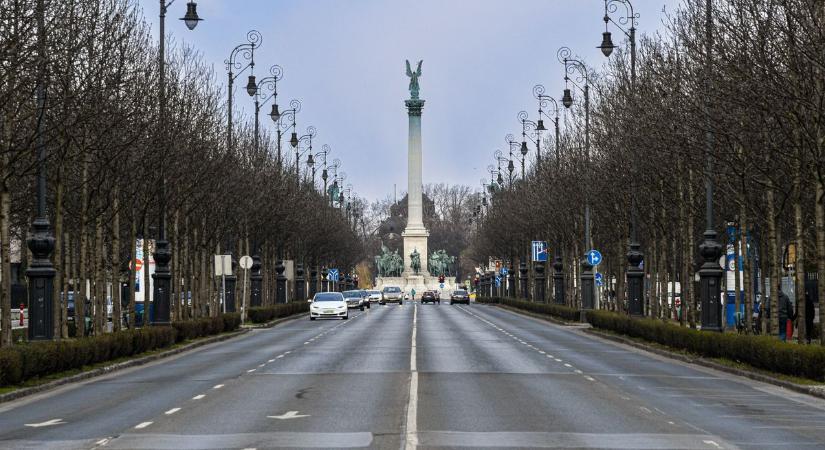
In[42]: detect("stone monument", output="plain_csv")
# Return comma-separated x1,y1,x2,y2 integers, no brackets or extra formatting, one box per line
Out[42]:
374,60,455,294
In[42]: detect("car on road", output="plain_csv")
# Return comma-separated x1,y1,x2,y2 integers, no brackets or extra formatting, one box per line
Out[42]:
421,290,440,304
450,289,470,305
380,286,404,305
366,290,382,303
343,290,366,310
309,292,348,320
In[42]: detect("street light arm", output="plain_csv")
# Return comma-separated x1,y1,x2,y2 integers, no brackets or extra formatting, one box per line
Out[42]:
606,0,638,34
225,30,262,79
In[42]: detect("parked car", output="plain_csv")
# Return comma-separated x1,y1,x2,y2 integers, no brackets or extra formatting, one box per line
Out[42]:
309,292,348,320
421,290,440,304
450,289,470,305
342,290,365,310
366,290,382,303
358,290,371,309
380,286,404,305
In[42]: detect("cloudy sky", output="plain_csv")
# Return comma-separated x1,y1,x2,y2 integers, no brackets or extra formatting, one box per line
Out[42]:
139,0,680,201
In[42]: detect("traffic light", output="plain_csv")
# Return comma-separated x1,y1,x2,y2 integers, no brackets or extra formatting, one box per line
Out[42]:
439,274,445,283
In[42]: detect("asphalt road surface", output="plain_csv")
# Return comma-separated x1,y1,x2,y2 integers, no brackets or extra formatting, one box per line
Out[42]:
2,302,825,449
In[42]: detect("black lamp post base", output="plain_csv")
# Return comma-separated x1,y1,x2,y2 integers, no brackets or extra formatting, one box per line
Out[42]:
152,238,172,326
698,229,724,332
627,241,645,316
26,217,56,341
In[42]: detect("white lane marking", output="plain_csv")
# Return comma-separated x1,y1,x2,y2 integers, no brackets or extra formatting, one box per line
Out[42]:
703,440,722,448
640,406,653,414
267,410,310,420
247,369,256,373
555,358,563,362
405,303,419,448
668,421,676,425
25,418,65,427
277,355,285,358
95,438,110,445
538,350,546,354
304,341,310,345
585,376,596,381
165,408,181,415
134,421,153,429
213,384,224,389
258,364,265,368
285,351,291,354
574,369,583,374
268,359,275,363
564,363,572,368
192,394,206,400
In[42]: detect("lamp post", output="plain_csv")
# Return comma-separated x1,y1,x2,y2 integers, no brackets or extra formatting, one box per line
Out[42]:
698,0,723,331
558,46,594,318
599,0,644,317
26,0,57,340
533,85,561,169
147,0,202,328
505,135,520,184
272,99,300,167
518,111,540,175
493,151,510,188
252,64,283,154
291,126,317,187
316,145,331,194
225,30,261,154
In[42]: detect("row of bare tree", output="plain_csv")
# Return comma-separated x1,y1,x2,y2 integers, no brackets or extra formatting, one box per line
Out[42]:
469,0,825,343
0,0,362,345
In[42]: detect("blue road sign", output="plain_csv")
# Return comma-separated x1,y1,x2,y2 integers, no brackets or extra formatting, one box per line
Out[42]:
595,272,604,287
328,268,340,282
439,282,445,289
532,241,548,262
500,267,509,276
495,275,502,287
586,250,603,266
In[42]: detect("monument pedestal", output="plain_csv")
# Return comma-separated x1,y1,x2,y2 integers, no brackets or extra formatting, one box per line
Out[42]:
402,228,429,278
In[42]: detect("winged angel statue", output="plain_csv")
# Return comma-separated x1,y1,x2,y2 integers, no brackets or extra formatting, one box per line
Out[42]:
405,59,422,99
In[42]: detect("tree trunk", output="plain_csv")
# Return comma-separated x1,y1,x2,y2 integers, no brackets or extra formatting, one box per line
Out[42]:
78,161,89,336
143,224,150,325
767,180,780,336
53,168,65,338
794,149,807,343
111,188,121,332
94,213,104,334
0,185,11,347
816,178,825,345
128,215,136,328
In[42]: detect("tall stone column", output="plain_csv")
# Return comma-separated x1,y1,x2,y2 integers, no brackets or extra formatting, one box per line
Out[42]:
402,97,430,276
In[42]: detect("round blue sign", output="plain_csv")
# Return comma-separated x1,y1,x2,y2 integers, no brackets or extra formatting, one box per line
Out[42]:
586,250,602,266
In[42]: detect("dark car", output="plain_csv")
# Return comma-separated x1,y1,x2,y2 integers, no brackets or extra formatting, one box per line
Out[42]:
421,290,439,304
358,290,371,309
450,289,470,305
342,290,365,311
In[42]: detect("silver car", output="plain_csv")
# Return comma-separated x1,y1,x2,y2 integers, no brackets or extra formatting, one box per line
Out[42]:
342,290,365,310
380,286,403,305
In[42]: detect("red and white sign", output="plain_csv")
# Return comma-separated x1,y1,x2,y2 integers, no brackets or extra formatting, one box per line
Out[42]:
129,258,143,272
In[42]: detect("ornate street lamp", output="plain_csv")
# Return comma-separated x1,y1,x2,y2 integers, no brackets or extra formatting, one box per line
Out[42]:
558,46,594,319
273,99,301,167
518,111,540,174
316,144,331,194
144,0,203,328
600,0,644,317
224,30,262,154
251,65,283,154
698,0,723,331
292,126,317,187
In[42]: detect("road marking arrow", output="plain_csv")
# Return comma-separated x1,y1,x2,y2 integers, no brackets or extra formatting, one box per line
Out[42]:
25,418,65,427
268,411,310,420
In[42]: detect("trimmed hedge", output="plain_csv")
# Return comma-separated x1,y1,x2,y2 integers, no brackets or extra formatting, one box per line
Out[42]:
247,302,309,324
478,297,580,322
0,313,241,387
586,310,825,381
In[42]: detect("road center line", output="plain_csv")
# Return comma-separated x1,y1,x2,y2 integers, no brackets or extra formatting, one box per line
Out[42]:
192,394,205,400
404,303,419,449
164,407,181,415
213,384,224,389
134,421,153,429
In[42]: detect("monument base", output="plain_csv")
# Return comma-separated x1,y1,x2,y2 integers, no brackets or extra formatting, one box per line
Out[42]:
375,276,458,297
402,228,429,277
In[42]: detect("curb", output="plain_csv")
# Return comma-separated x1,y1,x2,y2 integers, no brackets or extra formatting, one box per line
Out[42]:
484,303,581,327
582,327,825,401
243,312,305,329
0,328,250,405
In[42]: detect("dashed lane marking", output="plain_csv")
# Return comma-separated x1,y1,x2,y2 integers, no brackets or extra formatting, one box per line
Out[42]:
192,394,206,400
213,384,224,389
134,421,153,429
165,408,181,415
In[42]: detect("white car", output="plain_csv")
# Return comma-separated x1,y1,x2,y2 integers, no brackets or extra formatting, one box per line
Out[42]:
366,290,382,303
309,292,348,320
